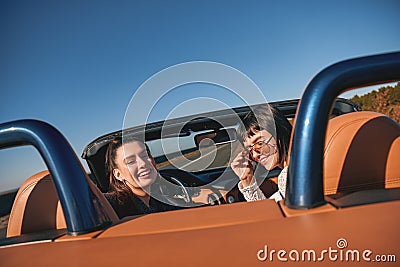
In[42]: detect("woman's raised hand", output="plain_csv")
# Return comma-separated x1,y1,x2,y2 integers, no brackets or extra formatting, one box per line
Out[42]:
230,150,254,187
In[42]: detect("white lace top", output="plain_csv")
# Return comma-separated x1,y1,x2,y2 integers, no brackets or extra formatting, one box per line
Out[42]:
238,166,287,202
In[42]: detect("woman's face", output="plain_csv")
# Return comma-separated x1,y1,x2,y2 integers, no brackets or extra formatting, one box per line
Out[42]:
113,141,157,194
243,129,280,170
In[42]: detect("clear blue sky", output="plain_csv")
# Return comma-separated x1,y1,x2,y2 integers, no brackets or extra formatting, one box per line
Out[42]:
1,0,399,192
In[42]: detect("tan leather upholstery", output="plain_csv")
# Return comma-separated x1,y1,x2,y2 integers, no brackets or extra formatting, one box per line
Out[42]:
324,111,400,195
386,136,400,188
7,171,65,237
7,170,118,238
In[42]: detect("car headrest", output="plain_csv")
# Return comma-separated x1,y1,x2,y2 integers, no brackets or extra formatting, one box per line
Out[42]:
324,111,400,195
7,171,65,237
7,170,118,238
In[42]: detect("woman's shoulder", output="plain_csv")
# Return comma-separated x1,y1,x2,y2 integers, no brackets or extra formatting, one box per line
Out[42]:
103,192,123,213
104,192,117,205
104,192,141,219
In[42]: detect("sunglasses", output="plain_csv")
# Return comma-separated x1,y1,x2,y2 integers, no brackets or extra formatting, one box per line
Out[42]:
247,135,277,157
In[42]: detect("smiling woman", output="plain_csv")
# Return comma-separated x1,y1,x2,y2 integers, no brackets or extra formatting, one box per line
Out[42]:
231,105,292,202
104,136,180,218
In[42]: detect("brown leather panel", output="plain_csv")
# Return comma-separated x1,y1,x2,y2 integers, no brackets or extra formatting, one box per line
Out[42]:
99,199,284,238
324,112,400,195
56,202,66,229
7,170,50,237
7,170,117,238
287,117,295,126
20,175,60,235
279,202,336,217
386,137,400,188
2,200,399,266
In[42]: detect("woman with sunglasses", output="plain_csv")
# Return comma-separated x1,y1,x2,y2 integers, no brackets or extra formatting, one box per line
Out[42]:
230,105,292,202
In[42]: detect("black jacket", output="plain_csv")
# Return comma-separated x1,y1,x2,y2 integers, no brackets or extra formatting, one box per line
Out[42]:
104,191,180,219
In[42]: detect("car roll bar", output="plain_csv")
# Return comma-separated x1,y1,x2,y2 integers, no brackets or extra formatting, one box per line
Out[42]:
286,51,400,209
0,119,113,235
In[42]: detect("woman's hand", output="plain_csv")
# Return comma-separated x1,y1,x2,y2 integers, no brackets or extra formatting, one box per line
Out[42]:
230,151,254,187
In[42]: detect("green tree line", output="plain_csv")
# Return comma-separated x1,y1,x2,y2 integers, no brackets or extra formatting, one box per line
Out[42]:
350,82,400,123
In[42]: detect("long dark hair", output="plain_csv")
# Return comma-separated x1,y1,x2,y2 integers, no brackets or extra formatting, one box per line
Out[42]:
105,136,153,205
238,105,292,164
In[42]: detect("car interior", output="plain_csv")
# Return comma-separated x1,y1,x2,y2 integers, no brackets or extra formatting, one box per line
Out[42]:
4,97,399,243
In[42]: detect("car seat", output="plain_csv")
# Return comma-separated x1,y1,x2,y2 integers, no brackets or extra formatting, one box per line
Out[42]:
323,111,400,195
7,170,118,237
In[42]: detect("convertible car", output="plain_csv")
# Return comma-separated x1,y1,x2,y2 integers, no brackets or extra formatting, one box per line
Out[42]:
0,52,399,266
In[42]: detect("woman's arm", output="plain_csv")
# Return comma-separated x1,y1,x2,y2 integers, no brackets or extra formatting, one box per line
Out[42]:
238,179,267,201
238,166,288,202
